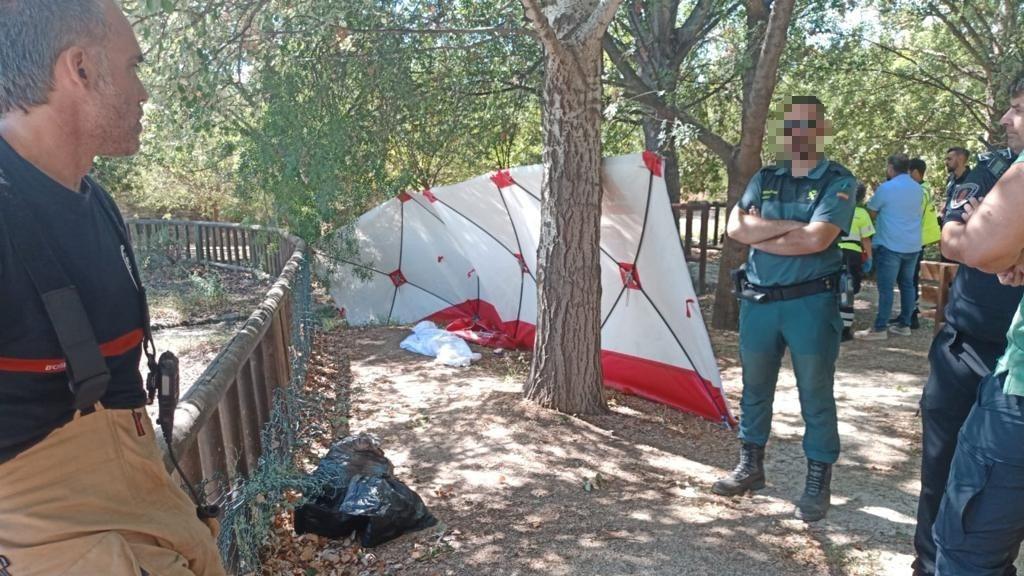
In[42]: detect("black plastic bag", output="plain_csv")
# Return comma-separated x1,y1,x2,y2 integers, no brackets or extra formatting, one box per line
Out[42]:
294,434,436,547
341,474,438,547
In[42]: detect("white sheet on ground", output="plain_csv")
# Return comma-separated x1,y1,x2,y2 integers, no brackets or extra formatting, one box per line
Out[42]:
400,321,482,367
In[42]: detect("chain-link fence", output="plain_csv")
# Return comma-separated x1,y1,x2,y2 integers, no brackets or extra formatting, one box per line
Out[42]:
129,220,333,574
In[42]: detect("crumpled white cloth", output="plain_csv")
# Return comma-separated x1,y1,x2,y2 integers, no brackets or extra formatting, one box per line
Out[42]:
399,321,482,367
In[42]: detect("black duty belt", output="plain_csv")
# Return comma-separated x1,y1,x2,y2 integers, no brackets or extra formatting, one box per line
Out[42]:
739,274,841,304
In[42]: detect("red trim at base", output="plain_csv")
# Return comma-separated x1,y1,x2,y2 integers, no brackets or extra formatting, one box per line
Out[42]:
603,350,734,426
422,300,731,425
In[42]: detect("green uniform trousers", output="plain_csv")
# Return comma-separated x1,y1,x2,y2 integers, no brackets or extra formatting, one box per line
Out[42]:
738,291,842,464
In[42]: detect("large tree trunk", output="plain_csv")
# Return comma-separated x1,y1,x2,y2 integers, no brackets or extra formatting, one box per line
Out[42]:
523,0,621,414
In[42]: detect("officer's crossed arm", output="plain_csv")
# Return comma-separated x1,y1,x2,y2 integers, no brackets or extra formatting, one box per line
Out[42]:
750,221,843,256
944,163,1024,274
726,206,805,246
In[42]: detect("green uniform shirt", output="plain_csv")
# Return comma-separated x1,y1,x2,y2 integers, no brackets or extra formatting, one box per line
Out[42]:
839,206,875,253
993,151,1024,396
739,156,857,287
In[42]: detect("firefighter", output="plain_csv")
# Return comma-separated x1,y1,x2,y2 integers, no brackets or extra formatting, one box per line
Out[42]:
0,1,225,574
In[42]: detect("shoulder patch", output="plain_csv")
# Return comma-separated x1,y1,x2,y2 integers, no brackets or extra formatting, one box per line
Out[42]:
949,182,981,210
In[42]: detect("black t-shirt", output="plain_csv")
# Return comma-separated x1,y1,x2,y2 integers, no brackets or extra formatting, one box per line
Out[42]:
942,158,1024,343
944,167,971,207
0,137,146,464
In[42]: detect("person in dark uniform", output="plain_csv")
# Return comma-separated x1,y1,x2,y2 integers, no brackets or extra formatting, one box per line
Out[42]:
911,145,1024,575
712,96,856,523
928,73,1024,575
944,147,971,210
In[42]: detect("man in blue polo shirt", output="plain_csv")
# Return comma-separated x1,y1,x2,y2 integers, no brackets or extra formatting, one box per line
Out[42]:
856,154,923,340
712,96,856,523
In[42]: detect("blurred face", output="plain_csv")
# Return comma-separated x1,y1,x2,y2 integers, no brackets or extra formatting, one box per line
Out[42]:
1002,93,1024,155
944,151,965,173
83,0,148,156
782,103,823,161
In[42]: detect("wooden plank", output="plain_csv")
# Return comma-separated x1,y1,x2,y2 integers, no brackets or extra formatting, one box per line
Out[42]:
176,438,203,490
232,228,243,264
252,339,275,420
218,380,246,480
197,407,228,501
698,202,709,295
684,203,694,256
235,367,262,474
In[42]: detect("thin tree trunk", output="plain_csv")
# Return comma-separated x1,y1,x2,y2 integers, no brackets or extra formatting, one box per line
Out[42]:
523,3,613,415
711,161,758,329
644,119,682,224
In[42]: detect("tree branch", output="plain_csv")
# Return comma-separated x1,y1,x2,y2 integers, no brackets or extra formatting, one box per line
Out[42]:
577,0,626,43
738,0,795,156
521,0,566,57
341,25,533,37
667,0,717,72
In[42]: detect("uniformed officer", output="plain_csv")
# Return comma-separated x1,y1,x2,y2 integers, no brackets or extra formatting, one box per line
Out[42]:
928,73,1024,575
910,144,1024,575
712,96,856,523
944,147,971,208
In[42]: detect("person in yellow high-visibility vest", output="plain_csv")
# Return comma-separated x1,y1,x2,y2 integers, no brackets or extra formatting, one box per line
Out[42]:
903,158,942,329
838,183,875,341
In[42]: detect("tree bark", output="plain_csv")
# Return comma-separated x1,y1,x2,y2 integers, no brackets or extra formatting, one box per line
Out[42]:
522,0,622,414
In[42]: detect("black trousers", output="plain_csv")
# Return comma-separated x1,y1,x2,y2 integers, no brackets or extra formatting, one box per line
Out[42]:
840,249,863,331
913,324,1009,575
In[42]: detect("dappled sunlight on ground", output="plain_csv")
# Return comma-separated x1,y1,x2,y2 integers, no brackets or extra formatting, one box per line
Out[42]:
333,292,936,576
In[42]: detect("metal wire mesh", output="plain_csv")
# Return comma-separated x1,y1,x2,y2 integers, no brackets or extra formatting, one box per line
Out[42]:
214,251,330,574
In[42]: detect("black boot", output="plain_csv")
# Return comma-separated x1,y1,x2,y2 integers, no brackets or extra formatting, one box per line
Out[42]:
841,327,853,342
712,441,766,496
795,459,832,522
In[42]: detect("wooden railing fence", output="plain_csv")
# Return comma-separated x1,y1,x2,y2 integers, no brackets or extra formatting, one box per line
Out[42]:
673,201,727,294
126,219,307,501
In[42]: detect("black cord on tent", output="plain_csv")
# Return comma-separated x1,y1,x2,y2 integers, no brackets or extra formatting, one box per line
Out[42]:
596,157,731,426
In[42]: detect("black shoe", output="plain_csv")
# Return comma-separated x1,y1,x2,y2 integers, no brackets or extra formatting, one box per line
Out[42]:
841,328,853,342
911,312,920,330
712,442,766,496
795,459,832,522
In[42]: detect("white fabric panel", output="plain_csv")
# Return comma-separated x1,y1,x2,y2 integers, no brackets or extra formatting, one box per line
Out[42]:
326,262,396,325
431,182,530,323
327,153,723,402
400,195,478,307
605,155,723,389
431,175,521,254
390,285,457,324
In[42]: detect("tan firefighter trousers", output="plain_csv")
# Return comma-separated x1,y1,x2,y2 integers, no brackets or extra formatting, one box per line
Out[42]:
0,406,226,576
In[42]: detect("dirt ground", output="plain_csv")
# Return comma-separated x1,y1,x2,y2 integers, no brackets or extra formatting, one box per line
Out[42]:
144,264,273,391
318,286,954,576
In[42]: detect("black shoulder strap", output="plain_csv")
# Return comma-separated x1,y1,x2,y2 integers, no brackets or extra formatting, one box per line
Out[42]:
88,180,158,374
0,183,110,411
